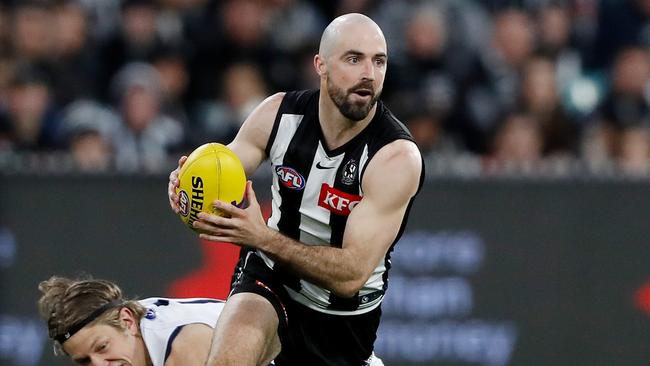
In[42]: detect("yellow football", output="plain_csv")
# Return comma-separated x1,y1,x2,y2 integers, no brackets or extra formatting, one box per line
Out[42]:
175,143,246,232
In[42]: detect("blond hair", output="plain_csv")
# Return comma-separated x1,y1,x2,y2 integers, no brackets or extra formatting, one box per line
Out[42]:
37,275,146,354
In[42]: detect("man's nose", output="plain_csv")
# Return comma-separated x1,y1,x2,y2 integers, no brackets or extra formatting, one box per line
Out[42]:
361,59,376,81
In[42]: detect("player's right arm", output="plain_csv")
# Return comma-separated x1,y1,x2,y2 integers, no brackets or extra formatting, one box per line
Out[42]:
227,92,285,177
168,93,285,213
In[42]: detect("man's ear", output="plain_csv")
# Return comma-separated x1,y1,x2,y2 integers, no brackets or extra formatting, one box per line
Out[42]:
119,307,138,335
314,54,326,77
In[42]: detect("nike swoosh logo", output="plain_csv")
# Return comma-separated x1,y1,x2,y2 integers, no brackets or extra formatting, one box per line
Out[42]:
315,162,336,169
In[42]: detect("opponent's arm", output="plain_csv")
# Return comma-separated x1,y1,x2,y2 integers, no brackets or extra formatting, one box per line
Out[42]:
164,323,214,366
168,93,284,212
196,140,422,297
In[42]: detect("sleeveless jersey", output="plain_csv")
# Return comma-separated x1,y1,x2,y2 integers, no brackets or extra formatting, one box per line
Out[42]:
138,297,225,366
259,89,423,315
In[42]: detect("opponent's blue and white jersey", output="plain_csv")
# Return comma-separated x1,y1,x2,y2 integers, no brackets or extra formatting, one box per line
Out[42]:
260,89,424,315
138,297,225,366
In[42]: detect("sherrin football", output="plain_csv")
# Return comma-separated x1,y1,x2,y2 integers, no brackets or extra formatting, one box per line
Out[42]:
176,143,246,232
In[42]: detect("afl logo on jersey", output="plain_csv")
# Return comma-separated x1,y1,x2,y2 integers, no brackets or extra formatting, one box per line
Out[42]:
341,159,358,185
275,165,305,190
144,308,156,320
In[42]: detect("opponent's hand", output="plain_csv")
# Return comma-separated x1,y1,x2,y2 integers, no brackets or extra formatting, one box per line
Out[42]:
193,181,269,247
168,156,188,214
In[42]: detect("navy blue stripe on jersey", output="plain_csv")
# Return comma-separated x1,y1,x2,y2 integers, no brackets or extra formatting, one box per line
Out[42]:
164,325,185,362
178,299,224,304
152,299,169,307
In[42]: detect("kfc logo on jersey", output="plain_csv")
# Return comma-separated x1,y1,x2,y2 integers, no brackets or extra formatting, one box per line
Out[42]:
275,165,305,190
318,184,361,216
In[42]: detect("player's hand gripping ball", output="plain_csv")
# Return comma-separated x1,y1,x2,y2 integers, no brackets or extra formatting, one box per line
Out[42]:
175,143,246,232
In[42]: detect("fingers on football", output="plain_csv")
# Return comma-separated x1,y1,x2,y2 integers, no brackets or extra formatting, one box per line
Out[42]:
196,212,233,228
192,219,211,231
167,184,179,212
193,221,235,242
168,181,175,196
212,200,243,217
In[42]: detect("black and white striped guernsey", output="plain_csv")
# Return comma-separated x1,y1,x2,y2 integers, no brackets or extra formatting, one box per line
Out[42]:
256,89,424,315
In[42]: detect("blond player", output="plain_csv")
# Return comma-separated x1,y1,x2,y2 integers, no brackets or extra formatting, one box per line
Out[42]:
37,276,276,366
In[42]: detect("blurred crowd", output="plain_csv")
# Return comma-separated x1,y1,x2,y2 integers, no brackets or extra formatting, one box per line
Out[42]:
1,0,650,174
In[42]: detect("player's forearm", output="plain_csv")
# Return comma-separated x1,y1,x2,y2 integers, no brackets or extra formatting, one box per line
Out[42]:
256,228,366,297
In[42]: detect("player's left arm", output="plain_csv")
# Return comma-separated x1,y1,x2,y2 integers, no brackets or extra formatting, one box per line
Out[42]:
164,323,214,366
327,139,423,296
269,139,422,296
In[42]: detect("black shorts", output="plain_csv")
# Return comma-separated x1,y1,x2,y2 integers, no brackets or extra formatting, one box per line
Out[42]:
230,251,381,366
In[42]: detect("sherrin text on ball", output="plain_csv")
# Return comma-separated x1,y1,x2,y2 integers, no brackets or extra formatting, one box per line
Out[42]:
175,143,246,232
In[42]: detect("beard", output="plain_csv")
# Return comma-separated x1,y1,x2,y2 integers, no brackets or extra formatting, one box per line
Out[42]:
327,77,381,121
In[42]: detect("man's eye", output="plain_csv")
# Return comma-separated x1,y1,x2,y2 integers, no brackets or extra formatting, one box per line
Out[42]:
348,56,359,63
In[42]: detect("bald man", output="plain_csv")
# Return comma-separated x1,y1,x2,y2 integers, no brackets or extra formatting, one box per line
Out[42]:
168,13,423,366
